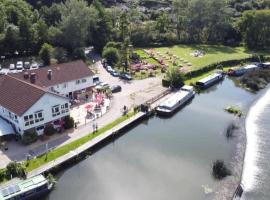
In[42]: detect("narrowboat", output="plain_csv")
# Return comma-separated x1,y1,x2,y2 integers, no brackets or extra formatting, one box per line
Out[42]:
156,85,195,116
196,73,223,89
0,175,54,200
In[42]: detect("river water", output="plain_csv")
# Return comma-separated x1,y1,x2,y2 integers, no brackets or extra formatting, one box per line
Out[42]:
44,78,258,200
242,87,270,200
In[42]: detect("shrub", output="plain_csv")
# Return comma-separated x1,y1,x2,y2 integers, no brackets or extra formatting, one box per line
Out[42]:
44,124,56,136
64,116,74,129
212,160,231,180
6,162,26,179
22,129,38,145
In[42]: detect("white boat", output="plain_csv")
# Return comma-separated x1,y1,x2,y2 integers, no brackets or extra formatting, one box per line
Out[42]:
196,73,223,89
0,175,54,200
156,85,195,116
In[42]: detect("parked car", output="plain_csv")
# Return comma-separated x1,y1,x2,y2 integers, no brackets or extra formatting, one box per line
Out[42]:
30,62,39,70
24,61,31,69
106,66,114,73
16,61,23,71
100,82,110,89
9,64,15,71
110,70,119,77
110,85,122,93
119,73,132,81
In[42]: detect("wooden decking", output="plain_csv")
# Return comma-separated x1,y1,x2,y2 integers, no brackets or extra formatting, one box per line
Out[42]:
27,112,146,178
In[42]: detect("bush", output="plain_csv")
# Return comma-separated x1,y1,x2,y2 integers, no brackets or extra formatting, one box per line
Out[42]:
44,124,56,136
6,162,26,179
22,129,38,145
212,160,231,180
64,116,74,129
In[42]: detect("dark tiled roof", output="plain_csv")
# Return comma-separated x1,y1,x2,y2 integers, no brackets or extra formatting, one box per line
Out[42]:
10,60,94,88
0,75,46,116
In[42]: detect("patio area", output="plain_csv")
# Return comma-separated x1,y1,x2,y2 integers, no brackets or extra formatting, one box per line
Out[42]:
70,93,111,127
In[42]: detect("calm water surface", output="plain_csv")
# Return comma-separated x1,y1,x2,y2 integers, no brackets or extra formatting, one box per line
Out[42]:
44,78,256,200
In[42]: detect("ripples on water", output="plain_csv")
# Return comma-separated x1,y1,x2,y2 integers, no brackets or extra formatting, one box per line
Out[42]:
242,88,270,200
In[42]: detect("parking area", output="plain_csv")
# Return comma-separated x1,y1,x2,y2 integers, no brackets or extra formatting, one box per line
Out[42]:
94,60,166,119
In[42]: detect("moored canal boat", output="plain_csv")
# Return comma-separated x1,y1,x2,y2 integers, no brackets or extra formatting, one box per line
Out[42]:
196,73,223,89
0,175,54,200
156,85,195,116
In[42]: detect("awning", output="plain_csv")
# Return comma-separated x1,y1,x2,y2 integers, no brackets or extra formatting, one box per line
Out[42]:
0,118,14,137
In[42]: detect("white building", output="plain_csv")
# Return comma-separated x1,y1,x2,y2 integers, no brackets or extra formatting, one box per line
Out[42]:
11,60,95,99
0,60,95,136
0,75,70,136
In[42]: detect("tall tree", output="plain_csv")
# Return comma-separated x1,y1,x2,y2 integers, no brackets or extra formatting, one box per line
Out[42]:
58,0,94,52
239,10,270,49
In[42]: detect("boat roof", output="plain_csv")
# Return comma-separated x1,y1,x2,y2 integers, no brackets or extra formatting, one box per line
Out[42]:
0,175,47,200
181,85,193,91
243,64,257,69
197,73,221,84
263,62,270,65
160,90,189,109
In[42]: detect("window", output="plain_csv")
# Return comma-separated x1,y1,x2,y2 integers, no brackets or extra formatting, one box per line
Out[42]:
24,114,34,126
34,110,44,123
76,80,80,84
52,105,60,117
61,103,69,114
82,79,87,83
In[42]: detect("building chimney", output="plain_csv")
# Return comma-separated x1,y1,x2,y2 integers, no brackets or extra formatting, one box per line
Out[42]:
23,72,29,79
30,73,36,84
47,69,52,80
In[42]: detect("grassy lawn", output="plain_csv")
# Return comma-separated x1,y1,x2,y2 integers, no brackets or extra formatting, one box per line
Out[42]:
136,44,270,72
25,112,136,172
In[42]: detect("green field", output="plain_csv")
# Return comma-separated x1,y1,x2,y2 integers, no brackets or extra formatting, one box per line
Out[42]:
135,45,269,71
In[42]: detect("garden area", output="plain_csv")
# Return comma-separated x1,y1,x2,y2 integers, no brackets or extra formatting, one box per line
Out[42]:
134,45,258,72
131,44,270,82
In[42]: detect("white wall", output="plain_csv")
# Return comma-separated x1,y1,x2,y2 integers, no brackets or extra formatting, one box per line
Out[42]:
48,76,94,97
19,93,70,134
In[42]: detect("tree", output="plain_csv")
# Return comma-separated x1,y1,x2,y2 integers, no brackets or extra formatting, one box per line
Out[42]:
239,10,270,49
39,43,54,65
57,0,94,52
166,65,184,88
3,25,20,54
102,47,120,67
53,47,68,63
91,0,113,53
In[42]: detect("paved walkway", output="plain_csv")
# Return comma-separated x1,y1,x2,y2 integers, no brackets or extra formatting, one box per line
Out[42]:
0,60,166,169
27,112,146,178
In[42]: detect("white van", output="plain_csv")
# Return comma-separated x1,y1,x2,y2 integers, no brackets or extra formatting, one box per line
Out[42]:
9,64,15,70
